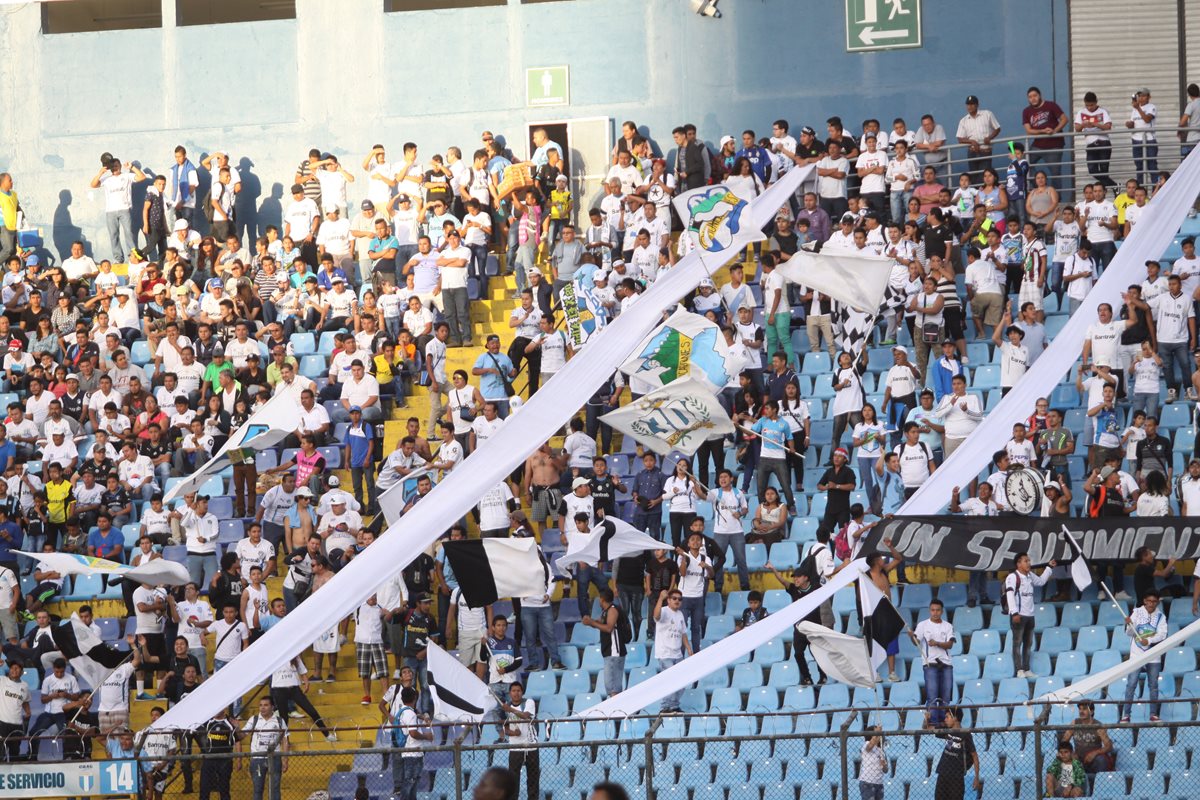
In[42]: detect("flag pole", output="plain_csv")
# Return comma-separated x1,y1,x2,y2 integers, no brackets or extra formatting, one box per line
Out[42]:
1060,524,1125,616
734,423,804,458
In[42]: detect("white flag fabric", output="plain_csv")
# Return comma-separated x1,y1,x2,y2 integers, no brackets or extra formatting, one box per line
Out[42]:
619,306,734,392
1060,525,1094,592
600,377,733,456
898,148,1200,515
1033,616,1200,705
559,280,605,348
776,248,894,313
164,381,305,502
577,559,864,719
426,642,498,723
150,165,814,733
673,184,768,272
795,622,879,689
16,550,190,586
555,517,663,572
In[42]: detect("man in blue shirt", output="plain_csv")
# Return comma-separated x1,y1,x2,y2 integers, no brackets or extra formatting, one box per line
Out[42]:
367,218,400,288
0,427,15,473
631,452,667,540
471,335,516,417
751,400,795,510
736,129,773,184
0,506,21,576
344,407,375,513
526,128,564,169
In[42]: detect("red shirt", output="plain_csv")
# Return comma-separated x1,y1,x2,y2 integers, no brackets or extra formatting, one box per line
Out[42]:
1022,101,1066,150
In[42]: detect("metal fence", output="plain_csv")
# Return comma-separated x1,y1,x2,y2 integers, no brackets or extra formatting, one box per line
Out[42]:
17,697,1197,800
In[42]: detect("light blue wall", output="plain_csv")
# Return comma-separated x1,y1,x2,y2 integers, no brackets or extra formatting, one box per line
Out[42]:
0,0,1068,262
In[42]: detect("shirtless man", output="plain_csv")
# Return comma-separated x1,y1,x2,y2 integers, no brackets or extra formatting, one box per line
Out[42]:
866,538,905,681
404,417,432,461
522,441,565,537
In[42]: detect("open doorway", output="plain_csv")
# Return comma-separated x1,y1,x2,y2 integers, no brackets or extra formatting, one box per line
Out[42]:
525,118,612,225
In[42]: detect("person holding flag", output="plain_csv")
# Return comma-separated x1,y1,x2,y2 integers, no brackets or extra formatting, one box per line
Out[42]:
1119,589,1167,722
750,400,795,511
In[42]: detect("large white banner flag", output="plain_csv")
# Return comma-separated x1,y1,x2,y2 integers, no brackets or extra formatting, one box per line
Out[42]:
795,622,878,689
776,248,893,312
577,559,865,719
152,165,813,732
899,147,1200,515
164,381,305,502
600,377,733,456
16,550,190,585
619,306,734,392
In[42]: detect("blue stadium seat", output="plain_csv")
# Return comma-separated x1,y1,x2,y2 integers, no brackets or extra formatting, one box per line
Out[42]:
299,354,327,378
752,639,785,664
745,544,768,571
1162,403,1192,430
129,339,152,365
1061,603,1094,630
970,629,1002,655
1039,626,1071,653
1053,651,1088,678
952,605,983,634
899,583,932,610
64,574,104,600
981,653,1014,680
801,352,832,375
1076,625,1109,652
951,654,980,682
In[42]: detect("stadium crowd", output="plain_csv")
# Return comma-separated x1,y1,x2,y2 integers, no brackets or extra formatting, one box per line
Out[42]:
0,80,1196,800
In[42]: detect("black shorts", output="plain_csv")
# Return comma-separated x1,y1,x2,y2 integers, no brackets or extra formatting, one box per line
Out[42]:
139,632,166,662
942,306,964,341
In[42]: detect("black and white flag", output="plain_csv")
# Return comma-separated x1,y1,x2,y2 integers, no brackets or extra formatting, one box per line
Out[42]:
52,616,129,690
857,577,907,679
555,517,662,572
427,642,498,723
441,537,550,608
1060,525,1094,592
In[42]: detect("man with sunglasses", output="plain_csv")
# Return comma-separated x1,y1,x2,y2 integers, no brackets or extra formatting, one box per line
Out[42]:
652,588,692,714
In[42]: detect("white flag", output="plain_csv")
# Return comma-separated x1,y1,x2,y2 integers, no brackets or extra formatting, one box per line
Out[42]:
600,377,733,456
796,622,879,689
164,381,306,502
16,550,190,586
673,184,768,272
426,642,498,723
775,247,894,313
555,517,664,572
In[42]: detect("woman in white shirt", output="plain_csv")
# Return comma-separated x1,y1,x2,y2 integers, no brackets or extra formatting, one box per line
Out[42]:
444,370,484,452
852,403,888,514
1136,469,1171,517
831,351,865,453
908,274,945,379
1130,340,1163,420
779,381,811,492
725,157,765,200
662,458,708,549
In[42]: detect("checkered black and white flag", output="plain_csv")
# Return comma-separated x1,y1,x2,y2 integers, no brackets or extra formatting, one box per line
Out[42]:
832,285,905,358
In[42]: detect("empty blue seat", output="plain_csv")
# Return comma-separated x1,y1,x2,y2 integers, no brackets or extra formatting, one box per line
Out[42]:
299,354,327,378
1061,603,1094,630
900,583,932,610
970,629,1002,655
1040,626,1072,653
1162,402,1192,429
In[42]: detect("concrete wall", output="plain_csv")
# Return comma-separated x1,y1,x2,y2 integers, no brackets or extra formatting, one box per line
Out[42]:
0,0,1068,261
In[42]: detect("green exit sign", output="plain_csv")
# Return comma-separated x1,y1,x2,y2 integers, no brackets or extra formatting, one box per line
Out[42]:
845,0,922,52
526,66,570,108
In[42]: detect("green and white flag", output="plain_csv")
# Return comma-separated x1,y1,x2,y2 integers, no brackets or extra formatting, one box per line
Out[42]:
600,377,732,456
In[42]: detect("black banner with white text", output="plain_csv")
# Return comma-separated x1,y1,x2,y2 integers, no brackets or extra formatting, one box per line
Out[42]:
858,516,1200,571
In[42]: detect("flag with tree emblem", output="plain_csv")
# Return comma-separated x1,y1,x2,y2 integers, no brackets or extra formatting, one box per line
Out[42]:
620,305,733,391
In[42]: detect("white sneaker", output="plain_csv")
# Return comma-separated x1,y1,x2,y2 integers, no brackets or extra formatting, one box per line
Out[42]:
1024,671,1038,679
1114,591,1131,600
1168,388,1178,403
326,733,338,743
1016,670,1027,678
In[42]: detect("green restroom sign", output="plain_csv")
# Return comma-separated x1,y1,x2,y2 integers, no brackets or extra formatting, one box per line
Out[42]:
526,66,570,108
845,0,922,52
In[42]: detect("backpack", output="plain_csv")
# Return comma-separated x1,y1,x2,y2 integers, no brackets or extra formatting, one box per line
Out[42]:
202,190,215,224
798,542,829,586
615,605,632,645
832,522,853,561
1000,572,1021,615
897,440,932,465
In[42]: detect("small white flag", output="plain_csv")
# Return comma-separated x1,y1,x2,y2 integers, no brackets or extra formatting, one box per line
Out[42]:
1061,525,1094,592
426,642,498,723
555,517,664,572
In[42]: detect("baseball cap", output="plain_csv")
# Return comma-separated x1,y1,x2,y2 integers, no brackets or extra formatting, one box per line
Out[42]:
331,276,345,284
719,135,734,147
965,95,980,105
1044,481,1062,493
526,266,542,277
572,477,590,490
153,284,167,294
840,213,856,224
892,344,908,354
7,340,18,350
294,486,313,497
864,132,877,140
26,255,39,266
66,373,79,382
594,270,609,283
206,277,223,291
327,475,340,488
800,126,816,136
331,496,347,505
174,219,189,231
415,593,431,604
698,277,715,288
325,206,339,215
361,200,374,210
349,405,362,413
1099,466,1116,479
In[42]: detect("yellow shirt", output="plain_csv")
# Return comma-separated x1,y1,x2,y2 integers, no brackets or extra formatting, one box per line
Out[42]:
1114,192,1135,225
46,480,72,524
550,189,571,220
0,190,18,231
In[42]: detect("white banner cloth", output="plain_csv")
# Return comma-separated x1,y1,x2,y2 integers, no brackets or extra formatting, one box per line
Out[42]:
1032,616,1200,704
163,381,305,502
15,550,190,585
776,248,893,312
151,166,814,731
795,622,878,688
576,559,864,719
900,147,1200,514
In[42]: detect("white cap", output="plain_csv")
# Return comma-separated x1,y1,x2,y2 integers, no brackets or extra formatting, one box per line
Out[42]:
572,477,590,490
719,135,734,147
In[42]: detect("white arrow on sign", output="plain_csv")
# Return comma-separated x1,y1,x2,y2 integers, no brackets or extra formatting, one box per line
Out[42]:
858,25,908,45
